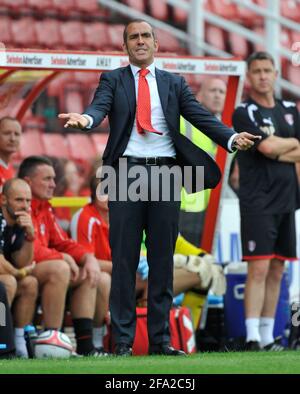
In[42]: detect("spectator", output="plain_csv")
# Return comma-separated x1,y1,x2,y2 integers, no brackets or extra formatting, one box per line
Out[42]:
232,51,300,351
0,117,22,193
18,156,105,357
0,178,38,357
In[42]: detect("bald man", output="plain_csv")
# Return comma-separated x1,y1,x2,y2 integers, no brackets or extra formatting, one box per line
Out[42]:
197,78,227,120
0,178,38,357
0,118,22,193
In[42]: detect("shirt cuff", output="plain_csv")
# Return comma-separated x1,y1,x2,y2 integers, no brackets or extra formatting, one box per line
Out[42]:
82,114,94,129
228,133,238,152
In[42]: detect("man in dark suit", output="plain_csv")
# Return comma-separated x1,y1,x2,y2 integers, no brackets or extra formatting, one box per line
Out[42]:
59,19,260,356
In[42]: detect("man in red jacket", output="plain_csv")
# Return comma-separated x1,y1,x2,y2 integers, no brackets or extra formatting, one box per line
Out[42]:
18,156,105,356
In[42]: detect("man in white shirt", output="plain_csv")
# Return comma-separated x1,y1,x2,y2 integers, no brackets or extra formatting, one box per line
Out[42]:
59,19,260,356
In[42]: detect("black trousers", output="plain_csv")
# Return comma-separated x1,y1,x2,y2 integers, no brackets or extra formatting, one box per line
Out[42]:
108,162,181,346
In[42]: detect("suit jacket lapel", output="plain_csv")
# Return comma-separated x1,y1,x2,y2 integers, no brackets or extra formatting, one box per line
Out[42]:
120,65,136,118
156,68,169,117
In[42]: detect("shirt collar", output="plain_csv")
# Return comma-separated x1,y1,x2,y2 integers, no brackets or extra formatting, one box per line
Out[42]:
130,62,156,78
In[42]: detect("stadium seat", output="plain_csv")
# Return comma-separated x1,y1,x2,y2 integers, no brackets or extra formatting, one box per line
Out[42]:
236,2,263,26
22,115,46,132
209,0,238,20
19,130,45,158
10,17,38,49
0,16,13,48
66,134,97,161
0,0,29,16
64,87,84,114
73,0,108,18
280,0,300,21
51,0,78,17
107,24,125,51
122,0,145,13
205,25,226,52
47,72,75,98
173,1,188,25
90,133,109,156
228,32,249,59
83,22,110,51
35,19,62,50
59,21,86,50
148,0,169,21
41,133,71,158
27,0,55,16
155,28,185,54
253,27,265,52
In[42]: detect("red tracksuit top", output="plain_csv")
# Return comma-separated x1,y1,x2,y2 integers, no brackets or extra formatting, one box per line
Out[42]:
31,198,88,264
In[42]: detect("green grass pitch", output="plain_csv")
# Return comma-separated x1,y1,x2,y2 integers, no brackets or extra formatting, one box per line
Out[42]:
1,351,300,374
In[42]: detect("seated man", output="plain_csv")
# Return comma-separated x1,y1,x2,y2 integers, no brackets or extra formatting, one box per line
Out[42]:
18,156,105,357
0,178,38,357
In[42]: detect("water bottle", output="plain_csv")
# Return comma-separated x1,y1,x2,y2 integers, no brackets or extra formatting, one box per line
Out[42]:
24,325,37,359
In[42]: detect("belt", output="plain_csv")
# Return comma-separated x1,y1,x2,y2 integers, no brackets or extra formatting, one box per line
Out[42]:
123,156,177,166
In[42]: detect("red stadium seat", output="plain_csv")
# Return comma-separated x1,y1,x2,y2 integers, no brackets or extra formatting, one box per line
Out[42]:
35,19,62,50
205,25,226,52
123,0,145,13
73,0,108,18
22,115,46,133
236,2,263,26
83,22,110,51
27,0,55,15
173,1,188,25
67,134,97,161
64,87,84,115
47,73,75,98
19,130,45,158
41,134,71,158
155,28,184,54
209,0,238,20
107,24,124,51
0,0,28,15
51,0,77,16
90,133,109,156
0,16,13,48
11,17,37,49
228,32,249,58
59,21,85,50
148,0,169,21
281,0,300,21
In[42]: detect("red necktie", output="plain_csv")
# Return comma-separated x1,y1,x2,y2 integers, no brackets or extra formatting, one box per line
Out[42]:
136,69,162,135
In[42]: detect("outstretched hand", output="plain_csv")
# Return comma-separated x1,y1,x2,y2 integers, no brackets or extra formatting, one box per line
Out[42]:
233,132,262,151
58,113,89,129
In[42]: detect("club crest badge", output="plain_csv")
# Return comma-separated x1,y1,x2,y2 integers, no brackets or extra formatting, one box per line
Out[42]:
284,114,294,126
248,240,256,252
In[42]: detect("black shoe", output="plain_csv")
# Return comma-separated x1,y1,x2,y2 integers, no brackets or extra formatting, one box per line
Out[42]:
263,341,284,352
115,343,132,356
149,345,186,356
244,341,261,351
82,347,110,357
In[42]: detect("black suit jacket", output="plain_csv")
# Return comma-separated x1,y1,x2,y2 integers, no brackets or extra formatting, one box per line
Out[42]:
84,65,235,192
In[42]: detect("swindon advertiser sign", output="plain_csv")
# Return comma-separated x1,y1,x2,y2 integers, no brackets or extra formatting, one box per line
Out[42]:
0,50,246,76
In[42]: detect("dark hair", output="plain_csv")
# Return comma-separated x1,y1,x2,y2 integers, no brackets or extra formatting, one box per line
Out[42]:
247,51,275,69
123,19,155,43
18,155,53,179
0,116,20,129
